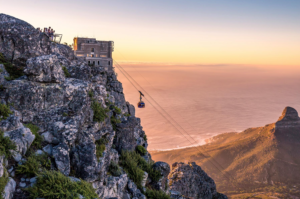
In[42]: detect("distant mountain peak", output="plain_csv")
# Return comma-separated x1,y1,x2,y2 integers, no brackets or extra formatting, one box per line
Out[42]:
276,107,300,128
277,106,299,121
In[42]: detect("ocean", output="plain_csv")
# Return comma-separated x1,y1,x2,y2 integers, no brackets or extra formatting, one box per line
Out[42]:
115,63,300,151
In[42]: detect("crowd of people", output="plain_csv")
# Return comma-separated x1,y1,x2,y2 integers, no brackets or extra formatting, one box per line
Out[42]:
36,27,55,41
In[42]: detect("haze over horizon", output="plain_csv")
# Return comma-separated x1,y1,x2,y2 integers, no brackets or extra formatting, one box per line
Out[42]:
2,0,300,66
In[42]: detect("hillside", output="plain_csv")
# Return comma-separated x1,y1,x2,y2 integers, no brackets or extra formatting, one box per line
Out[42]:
152,107,300,198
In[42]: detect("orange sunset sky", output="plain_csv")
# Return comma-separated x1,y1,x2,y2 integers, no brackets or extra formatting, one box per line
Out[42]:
1,0,300,67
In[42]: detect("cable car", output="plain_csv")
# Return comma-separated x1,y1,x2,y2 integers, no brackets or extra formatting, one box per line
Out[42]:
137,91,145,108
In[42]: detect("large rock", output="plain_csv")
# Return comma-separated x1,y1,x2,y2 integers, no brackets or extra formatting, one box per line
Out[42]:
0,155,5,177
169,162,227,199
151,161,170,191
2,178,16,199
53,142,70,176
0,14,50,67
24,54,66,83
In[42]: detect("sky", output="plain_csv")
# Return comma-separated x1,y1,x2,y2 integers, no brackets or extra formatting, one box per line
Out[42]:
1,0,300,66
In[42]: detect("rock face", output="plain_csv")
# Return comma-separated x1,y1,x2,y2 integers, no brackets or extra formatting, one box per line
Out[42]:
24,54,66,83
169,162,228,199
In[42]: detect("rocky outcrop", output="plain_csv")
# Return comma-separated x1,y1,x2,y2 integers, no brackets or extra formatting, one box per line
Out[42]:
169,162,228,199
276,106,300,128
151,161,170,191
24,54,66,83
2,178,16,199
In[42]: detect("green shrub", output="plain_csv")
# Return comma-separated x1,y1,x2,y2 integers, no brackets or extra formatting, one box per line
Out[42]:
26,170,99,199
143,134,148,141
62,66,70,77
25,123,42,149
92,101,109,122
113,106,122,115
124,113,130,117
0,53,24,80
111,115,121,131
0,171,8,199
108,161,122,176
63,112,68,117
0,130,16,158
145,189,171,199
16,153,51,177
119,151,162,190
88,90,94,98
0,103,12,121
95,138,108,159
136,145,147,156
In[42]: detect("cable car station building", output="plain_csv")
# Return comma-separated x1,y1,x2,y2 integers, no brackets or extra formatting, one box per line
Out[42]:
73,37,114,71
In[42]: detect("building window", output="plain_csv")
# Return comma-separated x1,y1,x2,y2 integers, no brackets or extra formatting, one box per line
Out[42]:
88,61,90,65
87,54,89,57
91,48,94,52
108,61,111,65
100,55,107,57
91,54,94,57
93,61,95,65
87,41,89,43
98,61,100,65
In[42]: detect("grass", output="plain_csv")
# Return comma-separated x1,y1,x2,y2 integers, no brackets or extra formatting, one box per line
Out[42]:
108,161,122,176
24,123,42,149
0,130,16,158
16,153,51,177
0,53,24,80
62,66,70,77
0,103,12,122
145,189,171,199
91,101,109,123
136,145,147,156
143,134,147,142
95,138,108,159
119,151,161,190
26,170,99,199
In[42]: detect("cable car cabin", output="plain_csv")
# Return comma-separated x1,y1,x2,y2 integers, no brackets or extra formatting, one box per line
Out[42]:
138,101,145,108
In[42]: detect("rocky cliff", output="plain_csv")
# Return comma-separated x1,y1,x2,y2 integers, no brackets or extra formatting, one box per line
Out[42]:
0,13,226,199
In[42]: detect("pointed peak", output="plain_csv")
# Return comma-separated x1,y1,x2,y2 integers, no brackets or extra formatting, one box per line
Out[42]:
277,107,299,122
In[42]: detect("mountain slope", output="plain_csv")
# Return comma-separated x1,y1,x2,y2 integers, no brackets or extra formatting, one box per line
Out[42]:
152,107,300,195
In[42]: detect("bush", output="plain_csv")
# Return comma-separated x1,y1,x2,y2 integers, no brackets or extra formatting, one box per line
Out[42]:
26,170,99,199
0,130,16,158
16,153,51,177
143,134,148,141
0,168,8,199
0,103,12,121
136,145,147,156
91,101,109,122
62,66,70,77
108,161,122,176
111,115,121,131
0,53,24,80
119,151,162,190
25,123,42,149
95,138,108,159
145,189,171,199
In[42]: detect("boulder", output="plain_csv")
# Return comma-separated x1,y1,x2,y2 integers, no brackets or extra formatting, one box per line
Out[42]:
53,142,70,176
151,161,170,191
2,177,16,199
169,162,227,199
24,54,66,83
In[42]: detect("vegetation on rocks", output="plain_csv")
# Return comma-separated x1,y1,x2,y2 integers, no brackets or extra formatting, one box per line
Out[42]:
16,153,51,177
145,189,171,199
0,53,24,80
136,145,147,156
91,100,109,123
0,130,16,158
0,103,13,121
108,161,122,176
26,170,99,199
95,138,108,158
119,151,161,190
25,123,42,149
111,115,121,131
0,170,8,199
62,65,70,77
